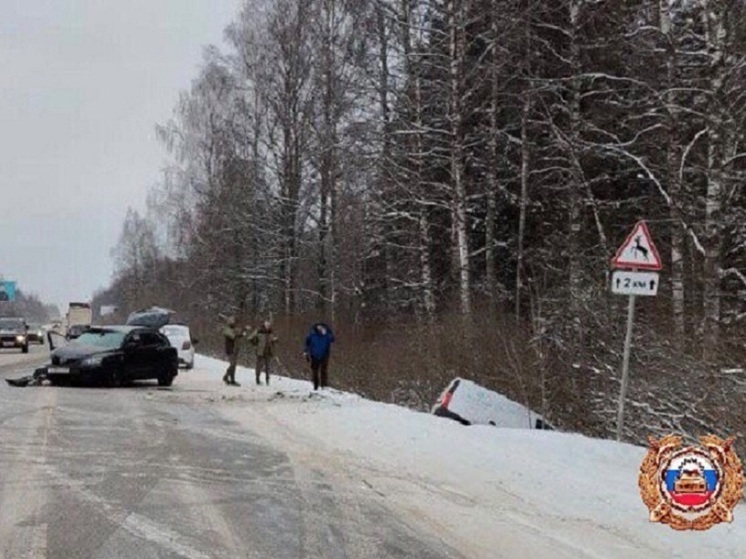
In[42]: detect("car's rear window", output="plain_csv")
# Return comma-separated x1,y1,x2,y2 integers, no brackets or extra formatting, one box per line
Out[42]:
162,326,188,336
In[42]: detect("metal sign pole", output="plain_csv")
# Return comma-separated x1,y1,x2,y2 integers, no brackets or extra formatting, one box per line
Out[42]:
616,293,637,441
611,221,662,442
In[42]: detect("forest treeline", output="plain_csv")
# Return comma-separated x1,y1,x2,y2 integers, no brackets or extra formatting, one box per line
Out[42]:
94,0,746,445
0,285,59,323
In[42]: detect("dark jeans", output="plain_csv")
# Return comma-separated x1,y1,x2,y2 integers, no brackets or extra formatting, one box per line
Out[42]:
255,356,271,385
310,356,329,390
224,352,237,383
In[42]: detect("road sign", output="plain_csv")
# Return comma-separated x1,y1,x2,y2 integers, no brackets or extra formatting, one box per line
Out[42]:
0,280,16,302
611,271,659,296
611,221,662,270
611,220,663,442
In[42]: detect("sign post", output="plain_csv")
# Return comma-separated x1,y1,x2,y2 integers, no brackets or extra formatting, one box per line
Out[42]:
610,221,662,441
616,293,636,442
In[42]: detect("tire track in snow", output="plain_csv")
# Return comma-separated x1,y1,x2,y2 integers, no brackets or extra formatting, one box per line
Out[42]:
214,403,465,559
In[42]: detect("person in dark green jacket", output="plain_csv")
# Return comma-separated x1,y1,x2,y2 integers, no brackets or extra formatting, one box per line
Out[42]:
222,316,247,386
249,320,278,385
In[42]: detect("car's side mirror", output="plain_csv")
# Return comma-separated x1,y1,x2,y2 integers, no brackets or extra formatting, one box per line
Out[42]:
192,338,199,345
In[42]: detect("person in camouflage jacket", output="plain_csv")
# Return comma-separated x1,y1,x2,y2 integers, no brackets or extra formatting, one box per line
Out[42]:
248,320,278,385
222,316,248,386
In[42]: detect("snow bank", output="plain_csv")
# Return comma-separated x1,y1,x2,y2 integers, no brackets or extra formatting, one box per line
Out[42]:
183,355,746,558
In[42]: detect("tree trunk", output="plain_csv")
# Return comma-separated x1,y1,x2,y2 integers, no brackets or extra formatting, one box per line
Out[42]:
701,1,727,360
414,72,435,316
567,0,584,338
485,0,500,316
448,0,471,315
419,209,436,315
317,0,339,318
660,0,686,345
377,4,394,310
516,96,530,323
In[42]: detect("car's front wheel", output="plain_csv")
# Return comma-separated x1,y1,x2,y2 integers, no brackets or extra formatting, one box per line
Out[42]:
158,362,177,387
158,374,174,387
21,344,28,354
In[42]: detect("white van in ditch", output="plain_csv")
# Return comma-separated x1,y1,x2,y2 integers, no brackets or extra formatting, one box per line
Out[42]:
432,378,553,430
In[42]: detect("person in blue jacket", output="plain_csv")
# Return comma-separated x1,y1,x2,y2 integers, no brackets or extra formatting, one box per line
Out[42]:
304,322,335,390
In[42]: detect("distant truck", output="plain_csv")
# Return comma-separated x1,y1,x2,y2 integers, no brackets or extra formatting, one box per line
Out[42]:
66,302,92,338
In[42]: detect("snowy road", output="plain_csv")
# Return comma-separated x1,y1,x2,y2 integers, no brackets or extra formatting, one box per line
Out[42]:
0,353,463,559
2,350,744,559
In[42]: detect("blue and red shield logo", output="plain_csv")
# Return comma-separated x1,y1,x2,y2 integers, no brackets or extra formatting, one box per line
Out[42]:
662,450,720,509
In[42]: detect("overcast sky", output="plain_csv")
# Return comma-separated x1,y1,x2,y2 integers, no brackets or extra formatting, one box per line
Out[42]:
0,0,242,312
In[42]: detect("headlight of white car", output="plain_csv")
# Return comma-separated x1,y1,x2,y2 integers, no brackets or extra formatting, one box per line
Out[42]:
16,335,25,342
81,356,103,367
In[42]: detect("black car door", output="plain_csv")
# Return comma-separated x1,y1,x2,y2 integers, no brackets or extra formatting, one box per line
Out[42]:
137,331,166,380
122,331,148,380
154,332,175,373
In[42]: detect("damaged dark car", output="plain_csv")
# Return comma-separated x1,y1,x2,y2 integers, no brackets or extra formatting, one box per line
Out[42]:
34,326,179,387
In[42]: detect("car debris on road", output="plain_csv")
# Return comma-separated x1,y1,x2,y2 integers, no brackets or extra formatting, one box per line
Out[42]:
6,369,49,387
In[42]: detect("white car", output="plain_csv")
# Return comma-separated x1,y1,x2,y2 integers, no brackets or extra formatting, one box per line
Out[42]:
160,324,196,369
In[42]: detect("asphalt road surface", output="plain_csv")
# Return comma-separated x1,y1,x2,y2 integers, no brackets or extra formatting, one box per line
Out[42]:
0,347,464,559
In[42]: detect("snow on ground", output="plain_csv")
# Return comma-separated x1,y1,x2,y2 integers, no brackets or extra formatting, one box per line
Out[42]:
165,354,746,558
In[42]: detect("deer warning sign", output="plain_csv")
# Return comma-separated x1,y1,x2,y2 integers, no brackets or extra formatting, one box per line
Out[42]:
611,221,662,270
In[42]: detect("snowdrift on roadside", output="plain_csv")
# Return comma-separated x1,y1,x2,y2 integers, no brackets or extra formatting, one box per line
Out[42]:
189,354,746,558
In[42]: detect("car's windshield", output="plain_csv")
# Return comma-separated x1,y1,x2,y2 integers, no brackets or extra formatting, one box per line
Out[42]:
0,319,23,330
72,330,126,349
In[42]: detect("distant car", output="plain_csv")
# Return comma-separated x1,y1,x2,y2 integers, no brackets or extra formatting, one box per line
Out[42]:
0,317,29,353
66,324,90,339
26,324,45,345
160,324,196,369
39,326,178,387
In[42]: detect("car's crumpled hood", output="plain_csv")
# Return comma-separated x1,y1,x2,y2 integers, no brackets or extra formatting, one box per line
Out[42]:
51,345,117,363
